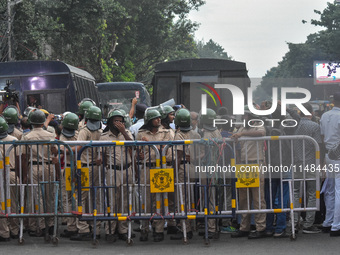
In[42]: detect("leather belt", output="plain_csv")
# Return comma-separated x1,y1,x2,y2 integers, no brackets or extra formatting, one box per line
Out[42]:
109,164,131,170
31,161,53,165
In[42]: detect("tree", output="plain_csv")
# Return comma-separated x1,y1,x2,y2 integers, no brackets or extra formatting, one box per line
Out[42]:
8,0,205,83
196,39,232,59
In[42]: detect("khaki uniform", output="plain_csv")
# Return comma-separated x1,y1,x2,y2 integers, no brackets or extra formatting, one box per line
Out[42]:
99,130,133,235
136,128,171,233
160,126,175,140
10,127,22,140
21,127,57,232
236,125,266,232
174,129,201,233
45,126,56,135
76,126,102,234
0,135,19,238
202,128,222,233
59,132,78,232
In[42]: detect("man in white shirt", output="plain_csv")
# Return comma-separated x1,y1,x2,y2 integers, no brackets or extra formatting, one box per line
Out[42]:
320,92,340,236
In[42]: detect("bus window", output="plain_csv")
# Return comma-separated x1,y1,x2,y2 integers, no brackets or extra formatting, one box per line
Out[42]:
72,75,81,102
155,77,177,104
27,94,43,108
46,92,65,113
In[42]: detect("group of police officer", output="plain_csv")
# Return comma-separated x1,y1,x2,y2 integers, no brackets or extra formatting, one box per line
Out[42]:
0,97,224,243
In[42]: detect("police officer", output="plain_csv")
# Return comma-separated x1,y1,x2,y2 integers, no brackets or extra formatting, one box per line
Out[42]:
170,108,201,240
159,105,175,139
3,106,22,139
0,117,19,241
136,109,172,242
70,106,103,241
77,99,95,130
99,109,134,241
21,109,58,236
39,109,57,135
199,108,222,239
58,113,79,238
118,109,133,129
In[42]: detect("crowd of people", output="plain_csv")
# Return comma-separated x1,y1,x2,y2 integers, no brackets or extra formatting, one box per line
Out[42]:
0,92,340,244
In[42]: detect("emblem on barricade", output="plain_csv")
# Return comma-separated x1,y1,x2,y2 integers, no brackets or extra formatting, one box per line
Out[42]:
80,168,90,191
68,167,90,191
65,167,72,191
235,164,260,188
150,168,174,193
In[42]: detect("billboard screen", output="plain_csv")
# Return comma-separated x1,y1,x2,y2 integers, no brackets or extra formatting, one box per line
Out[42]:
314,61,340,85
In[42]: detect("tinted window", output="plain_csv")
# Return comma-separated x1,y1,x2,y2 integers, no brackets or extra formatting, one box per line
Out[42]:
46,92,65,113
156,77,177,105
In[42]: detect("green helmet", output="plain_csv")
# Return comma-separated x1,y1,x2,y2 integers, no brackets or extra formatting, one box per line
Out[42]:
108,109,125,119
144,109,161,124
159,105,175,120
80,98,96,106
3,107,18,124
175,108,191,128
78,100,94,115
118,109,127,117
117,109,133,128
85,106,102,121
0,116,9,133
29,109,46,125
124,115,132,128
199,108,216,125
62,112,79,130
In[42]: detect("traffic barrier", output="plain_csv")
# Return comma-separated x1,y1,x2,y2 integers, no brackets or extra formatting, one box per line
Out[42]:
0,135,321,245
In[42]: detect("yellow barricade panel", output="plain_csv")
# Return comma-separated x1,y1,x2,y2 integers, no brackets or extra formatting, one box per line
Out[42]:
65,167,72,191
235,164,260,188
81,168,90,191
150,168,174,193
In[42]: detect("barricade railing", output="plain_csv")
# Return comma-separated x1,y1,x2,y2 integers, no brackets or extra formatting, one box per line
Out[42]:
0,140,75,245
226,135,320,240
0,135,321,245
64,139,236,245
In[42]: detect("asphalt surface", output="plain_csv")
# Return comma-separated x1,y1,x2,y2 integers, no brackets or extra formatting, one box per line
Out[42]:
1,223,339,255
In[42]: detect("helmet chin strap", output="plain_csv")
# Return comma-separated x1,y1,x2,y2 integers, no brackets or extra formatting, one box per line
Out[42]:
0,132,8,139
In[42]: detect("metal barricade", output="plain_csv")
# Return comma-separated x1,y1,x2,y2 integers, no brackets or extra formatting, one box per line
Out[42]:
225,135,320,240
0,140,75,245
0,135,321,246
67,139,236,246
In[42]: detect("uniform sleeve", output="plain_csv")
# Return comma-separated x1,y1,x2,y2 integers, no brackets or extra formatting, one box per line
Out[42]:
125,130,134,140
136,131,142,141
163,130,172,141
20,133,27,141
174,133,184,151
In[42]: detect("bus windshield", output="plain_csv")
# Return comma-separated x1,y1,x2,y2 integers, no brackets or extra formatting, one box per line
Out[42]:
99,90,137,117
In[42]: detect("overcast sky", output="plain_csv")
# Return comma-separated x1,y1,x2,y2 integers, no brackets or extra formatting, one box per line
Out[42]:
189,0,331,78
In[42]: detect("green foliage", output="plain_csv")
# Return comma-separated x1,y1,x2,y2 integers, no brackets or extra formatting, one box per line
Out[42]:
196,39,232,60
7,0,206,84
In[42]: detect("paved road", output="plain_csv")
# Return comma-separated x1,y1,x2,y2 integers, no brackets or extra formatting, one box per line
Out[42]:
1,224,339,255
